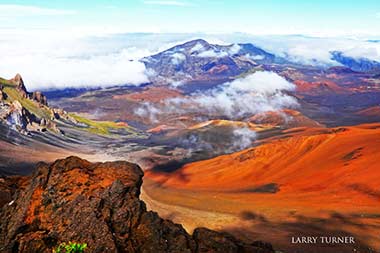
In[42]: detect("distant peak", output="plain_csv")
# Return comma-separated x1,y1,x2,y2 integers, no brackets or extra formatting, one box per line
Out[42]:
181,39,210,48
187,38,209,44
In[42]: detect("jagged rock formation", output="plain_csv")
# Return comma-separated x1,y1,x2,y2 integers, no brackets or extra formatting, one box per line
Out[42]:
6,101,33,134
0,85,6,101
0,157,274,253
30,91,48,106
0,100,58,134
0,74,61,134
11,74,28,99
10,74,48,106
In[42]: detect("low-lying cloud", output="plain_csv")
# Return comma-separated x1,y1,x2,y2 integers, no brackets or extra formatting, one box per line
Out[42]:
230,35,380,65
171,52,186,64
0,33,233,91
135,71,298,121
137,71,297,153
195,43,241,58
0,35,151,90
2,32,378,91
232,127,257,150
179,126,257,155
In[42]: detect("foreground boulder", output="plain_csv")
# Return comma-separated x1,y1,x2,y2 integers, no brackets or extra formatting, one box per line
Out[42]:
0,157,273,253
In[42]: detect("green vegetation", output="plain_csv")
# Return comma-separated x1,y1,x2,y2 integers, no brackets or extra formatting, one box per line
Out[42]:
2,84,53,119
69,113,140,136
0,77,11,86
53,242,87,253
1,76,144,138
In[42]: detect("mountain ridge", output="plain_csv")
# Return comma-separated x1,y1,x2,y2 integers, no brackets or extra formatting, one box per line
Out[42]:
142,39,285,84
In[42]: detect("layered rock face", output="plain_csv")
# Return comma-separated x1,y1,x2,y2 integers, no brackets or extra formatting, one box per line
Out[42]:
0,157,273,253
0,74,60,134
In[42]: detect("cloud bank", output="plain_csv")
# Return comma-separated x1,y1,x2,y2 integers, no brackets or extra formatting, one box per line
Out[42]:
2,32,379,91
136,71,297,153
135,71,298,121
231,35,380,65
0,35,154,90
0,33,232,91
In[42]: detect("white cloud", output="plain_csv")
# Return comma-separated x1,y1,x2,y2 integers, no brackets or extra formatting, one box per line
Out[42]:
245,54,265,60
135,71,298,121
171,52,186,64
228,44,241,55
198,49,228,58
232,35,380,64
197,44,240,58
2,32,380,91
0,34,152,90
229,71,295,94
232,127,257,150
1,33,230,90
342,45,380,60
0,4,76,17
170,80,185,87
190,43,205,53
143,1,192,7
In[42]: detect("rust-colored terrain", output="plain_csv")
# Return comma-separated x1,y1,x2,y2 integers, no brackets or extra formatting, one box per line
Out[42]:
0,157,274,253
145,123,380,253
2,39,380,253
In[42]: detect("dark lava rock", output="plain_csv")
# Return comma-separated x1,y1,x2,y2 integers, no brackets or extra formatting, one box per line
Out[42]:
0,156,274,253
30,91,48,106
0,85,5,101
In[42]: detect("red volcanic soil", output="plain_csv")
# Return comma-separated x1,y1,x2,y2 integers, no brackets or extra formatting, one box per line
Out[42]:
113,86,183,103
249,109,323,128
147,124,178,134
147,123,380,192
356,105,380,117
144,123,380,252
294,80,347,94
207,65,229,75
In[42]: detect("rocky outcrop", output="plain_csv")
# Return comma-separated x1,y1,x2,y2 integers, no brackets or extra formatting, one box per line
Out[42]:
10,74,48,106
0,85,5,101
5,101,34,134
0,99,61,135
0,75,62,134
0,157,274,253
10,74,28,99
0,176,26,208
30,91,48,106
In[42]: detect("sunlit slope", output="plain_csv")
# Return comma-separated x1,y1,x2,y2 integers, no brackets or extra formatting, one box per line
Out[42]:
147,123,380,194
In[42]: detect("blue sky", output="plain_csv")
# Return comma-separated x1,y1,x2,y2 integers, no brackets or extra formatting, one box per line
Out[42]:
0,0,379,36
